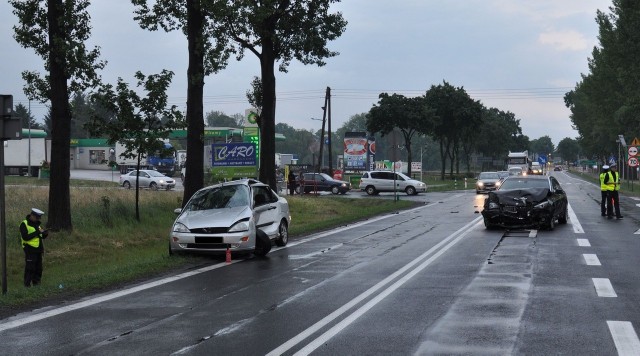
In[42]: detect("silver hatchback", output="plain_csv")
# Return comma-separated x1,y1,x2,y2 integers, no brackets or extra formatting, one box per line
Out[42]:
169,179,290,255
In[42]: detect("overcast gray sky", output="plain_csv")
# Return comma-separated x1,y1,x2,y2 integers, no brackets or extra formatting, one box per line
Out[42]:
0,0,612,146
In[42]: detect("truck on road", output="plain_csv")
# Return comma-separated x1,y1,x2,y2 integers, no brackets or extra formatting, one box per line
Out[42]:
507,151,531,175
3,129,50,177
115,141,178,177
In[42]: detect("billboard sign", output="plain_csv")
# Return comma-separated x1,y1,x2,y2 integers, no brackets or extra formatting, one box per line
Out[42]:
344,132,368,170
212,143,257,167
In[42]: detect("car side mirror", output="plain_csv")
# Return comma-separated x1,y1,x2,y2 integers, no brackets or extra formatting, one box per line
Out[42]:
174,208,182,214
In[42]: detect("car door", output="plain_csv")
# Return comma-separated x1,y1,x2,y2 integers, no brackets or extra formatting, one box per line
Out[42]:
394,173,407,191
550,177,568,217
139,171,151,187
372,172,391,192
252,185,279,237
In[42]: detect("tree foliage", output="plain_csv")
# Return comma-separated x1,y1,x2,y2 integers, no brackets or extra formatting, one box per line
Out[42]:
10,0,105,231
217,0,347,190
87,70,183,221
132,0,233,207
367,94,433,175
565,1,640,160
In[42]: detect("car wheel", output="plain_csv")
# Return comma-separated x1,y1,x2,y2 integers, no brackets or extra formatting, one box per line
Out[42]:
254,229,271,256
406,186,416,195
365,186,377,195
275,220,288,246
331,186,340,194
483,217,494,230
547,217,555,231
123,181,131,189
150,182,158,191
558,206,568,224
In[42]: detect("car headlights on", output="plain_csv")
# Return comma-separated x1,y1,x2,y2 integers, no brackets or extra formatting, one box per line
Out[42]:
495,181,501,187
159,179,165,183
173,222,189,233
341,183,347,187
229,221,249,232
477,182,484,187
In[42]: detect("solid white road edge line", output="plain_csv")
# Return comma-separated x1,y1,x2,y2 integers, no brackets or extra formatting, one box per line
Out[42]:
0,194,464,332
567,203,584,233
267,216,483,356
593,278,617,297
607,321,640,356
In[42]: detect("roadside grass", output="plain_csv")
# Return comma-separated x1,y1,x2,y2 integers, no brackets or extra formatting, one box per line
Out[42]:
0,179,416,315
566,168,640,197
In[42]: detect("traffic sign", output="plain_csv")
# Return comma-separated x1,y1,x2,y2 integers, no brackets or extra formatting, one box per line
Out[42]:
629,146,638,157
628,157,639,167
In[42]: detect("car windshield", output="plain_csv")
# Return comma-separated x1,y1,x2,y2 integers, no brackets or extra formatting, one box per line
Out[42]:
184,185,250,211
479,172,499,179
498,172,509,178
500,178,550,190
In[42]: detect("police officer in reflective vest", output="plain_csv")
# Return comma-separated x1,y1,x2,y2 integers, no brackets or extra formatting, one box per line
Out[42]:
603,164,623,219
20,208,49,287
599,165,610,216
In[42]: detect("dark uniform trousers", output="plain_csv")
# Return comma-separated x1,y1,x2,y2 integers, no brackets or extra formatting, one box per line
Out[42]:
24,250,43,286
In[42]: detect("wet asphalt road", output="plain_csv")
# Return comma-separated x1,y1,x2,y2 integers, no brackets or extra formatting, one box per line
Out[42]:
2,171,640,355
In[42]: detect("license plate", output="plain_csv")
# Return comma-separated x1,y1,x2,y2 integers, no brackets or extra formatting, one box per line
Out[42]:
504,206,517,213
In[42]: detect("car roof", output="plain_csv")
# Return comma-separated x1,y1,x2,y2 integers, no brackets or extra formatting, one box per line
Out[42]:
505,175,548,180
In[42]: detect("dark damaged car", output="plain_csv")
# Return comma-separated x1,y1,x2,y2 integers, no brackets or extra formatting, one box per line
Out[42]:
481,175,568,230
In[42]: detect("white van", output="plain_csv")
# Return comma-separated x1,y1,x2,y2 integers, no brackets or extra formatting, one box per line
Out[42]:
359,171,427,195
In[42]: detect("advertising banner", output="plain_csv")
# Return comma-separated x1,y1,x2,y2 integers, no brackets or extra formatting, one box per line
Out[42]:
344,132,368,170
212,143,257,167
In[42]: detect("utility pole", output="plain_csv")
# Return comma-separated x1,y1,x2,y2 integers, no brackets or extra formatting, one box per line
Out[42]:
317,93,329,173
327,87,332,177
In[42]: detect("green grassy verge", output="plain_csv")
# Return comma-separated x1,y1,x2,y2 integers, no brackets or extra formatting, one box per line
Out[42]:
0,178,416,316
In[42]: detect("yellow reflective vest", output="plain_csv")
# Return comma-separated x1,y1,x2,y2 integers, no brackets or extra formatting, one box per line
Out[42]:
599,172,608,191
605,171,619,191
20,219,41,249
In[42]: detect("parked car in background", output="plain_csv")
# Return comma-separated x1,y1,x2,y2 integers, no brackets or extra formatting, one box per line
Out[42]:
475,172,502,194
359,171,427,195
554,166,562,171
297,172,351,194
119,169,176,190
481,175,568,230
170,179,290,256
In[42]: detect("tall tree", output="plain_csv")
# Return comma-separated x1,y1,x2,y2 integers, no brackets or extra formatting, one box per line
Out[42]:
557,137,582,164
87,71,183,221
529,136,555,159
218,0,347,190
133,0,233,207
367,94,432,176
424,81,478,180
565,1,640,159
11,0,105,231
205,110,240,127
14,103,44,130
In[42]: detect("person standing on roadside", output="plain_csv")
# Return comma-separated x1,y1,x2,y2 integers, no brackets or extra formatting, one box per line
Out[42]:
19,208,49,287
600,165,610,216
288,171,296,195
604,163,623,219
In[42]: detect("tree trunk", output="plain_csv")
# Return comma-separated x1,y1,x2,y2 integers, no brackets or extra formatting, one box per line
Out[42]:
46,0,72,231
439,138,446,181
259,40,277,191
182,0,205,207
135,153,141,221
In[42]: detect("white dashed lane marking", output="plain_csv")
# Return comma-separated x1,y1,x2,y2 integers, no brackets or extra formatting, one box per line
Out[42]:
583,254,601,266
577,238,591,247
567,203,584,233
593,278,617,297
607,321,640,356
